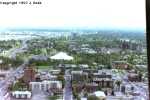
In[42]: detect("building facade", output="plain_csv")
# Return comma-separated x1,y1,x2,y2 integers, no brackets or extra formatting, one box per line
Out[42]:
30,80,62,91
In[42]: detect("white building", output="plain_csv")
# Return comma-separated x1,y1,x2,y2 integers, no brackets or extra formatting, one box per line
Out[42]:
94,91,106,100
12,91,31,99
30,80,62,91
107,95,133,100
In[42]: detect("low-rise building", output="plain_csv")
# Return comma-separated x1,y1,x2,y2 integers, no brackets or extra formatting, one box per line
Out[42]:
79,64,89,69
93,70,113,88
64,64,77,68
30,80,62,91
128,73,141,82
71,71,88,82
0,74,5,80
36,72,57,81
112,61,129,69
85,83,99,93
11,91,31,99
48,88,63,96
72,83,84,93
94,91,106,100
83,69,98,74
49,70,61,75
107,95,134,100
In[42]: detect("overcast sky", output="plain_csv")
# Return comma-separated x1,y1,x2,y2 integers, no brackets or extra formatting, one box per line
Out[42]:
0,0,146,30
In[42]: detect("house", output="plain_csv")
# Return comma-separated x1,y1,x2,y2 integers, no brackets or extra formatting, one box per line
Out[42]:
11,91,31,99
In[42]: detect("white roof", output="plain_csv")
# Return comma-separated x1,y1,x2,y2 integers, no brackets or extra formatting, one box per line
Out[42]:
12,91,31,95
94,91,106,97
81,98,87,100
79,64,89,68
30,80,61,84
50,52,73,60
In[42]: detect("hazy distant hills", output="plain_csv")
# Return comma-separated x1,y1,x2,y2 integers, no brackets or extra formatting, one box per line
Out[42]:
0,28,146,41
2,27,145,33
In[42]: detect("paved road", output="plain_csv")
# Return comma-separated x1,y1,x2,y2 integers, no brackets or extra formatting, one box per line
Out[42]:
0,40,29,100
113,70,149,100
10,39,28,59
121,81,149,100
0,60,29,100
130,82,149,100
32,89,48,100
63,70,73,100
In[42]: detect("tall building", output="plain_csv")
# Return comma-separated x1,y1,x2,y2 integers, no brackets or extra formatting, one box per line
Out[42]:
23,67,36,84
71,32,78,40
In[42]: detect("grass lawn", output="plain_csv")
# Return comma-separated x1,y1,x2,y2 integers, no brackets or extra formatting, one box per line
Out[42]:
48,96,61,100
37,66,53,70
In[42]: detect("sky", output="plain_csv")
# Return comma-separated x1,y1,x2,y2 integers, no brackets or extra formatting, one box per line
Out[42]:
0,0,146,30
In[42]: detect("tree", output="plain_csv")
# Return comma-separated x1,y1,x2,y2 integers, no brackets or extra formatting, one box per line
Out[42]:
115,80,122,91
87,95,99,100
57,75,65,88
48,96,59,100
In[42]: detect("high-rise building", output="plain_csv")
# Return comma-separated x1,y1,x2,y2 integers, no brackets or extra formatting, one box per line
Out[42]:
23,67,36,84
71,32,78,40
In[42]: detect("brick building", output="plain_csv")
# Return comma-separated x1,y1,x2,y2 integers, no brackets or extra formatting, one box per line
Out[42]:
23,67,36,84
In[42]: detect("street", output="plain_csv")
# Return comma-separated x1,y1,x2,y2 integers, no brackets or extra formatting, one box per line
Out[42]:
0,40,29,100
63,70,73,100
